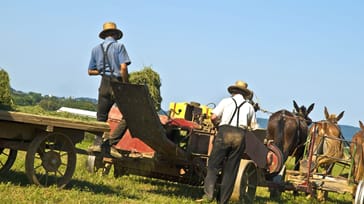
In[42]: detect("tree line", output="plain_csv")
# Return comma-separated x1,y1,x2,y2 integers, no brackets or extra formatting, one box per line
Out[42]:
0,67,162,112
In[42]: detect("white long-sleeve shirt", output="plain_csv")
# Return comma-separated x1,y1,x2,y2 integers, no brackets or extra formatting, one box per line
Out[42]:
212,94,258,129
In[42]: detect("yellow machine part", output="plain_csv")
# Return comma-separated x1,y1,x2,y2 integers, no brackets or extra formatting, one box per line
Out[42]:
169,102,191,119
169,102,212,120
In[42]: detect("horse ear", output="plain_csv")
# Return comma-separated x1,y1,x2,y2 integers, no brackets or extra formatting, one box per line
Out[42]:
360,121,364,130
293,100,299,112
307,103,315,114
336,111,345,122
324,107,329,120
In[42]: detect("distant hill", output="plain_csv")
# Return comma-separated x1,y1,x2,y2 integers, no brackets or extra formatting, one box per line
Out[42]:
257,117,359,141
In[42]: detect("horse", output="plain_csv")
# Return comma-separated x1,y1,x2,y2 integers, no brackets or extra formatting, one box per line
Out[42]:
309,106,345,173
267,100,315,171
350,121,364,183
308,107,344,201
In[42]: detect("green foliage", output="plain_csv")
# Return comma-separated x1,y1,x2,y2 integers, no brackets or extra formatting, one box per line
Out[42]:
38,96,61,111
38,96,97,111
12,91,42,106
11,90,97,112
130,66,162,111
0,69,13,110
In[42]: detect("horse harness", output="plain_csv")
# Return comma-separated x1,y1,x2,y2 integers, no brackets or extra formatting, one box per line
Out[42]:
281,110,305,149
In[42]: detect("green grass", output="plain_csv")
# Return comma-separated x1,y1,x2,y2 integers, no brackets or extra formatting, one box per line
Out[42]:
0,142,354,203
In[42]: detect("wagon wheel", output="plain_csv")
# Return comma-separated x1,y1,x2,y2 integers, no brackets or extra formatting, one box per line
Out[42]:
354,180,364,204
25,133,76,188
0,148,17,174
231,160,258,203
86,155,111,176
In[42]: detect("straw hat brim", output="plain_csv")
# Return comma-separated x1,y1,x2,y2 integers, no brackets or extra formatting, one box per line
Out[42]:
99,29,123,40
228,86,253,99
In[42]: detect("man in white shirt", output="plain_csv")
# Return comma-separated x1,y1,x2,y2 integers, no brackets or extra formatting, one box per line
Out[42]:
197,80,258,204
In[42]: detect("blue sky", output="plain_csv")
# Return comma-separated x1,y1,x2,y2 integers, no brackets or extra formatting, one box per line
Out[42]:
1,1,363,127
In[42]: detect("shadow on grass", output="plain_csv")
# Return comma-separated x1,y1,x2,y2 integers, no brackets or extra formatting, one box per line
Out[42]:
0,170,136,198
132,176,204,200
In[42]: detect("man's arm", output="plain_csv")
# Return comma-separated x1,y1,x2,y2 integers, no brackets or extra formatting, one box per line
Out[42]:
210,113,220,127
120,63,129,83
88,69,100,76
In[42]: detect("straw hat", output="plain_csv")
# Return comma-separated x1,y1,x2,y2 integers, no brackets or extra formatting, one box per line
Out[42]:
228,80,253,99
99,22,123,40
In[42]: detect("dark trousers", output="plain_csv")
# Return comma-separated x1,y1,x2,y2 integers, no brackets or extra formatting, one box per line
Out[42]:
94,76,127,146
204,125,246,204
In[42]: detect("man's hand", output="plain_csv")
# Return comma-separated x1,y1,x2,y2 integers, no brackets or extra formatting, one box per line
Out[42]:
88,69,100,76
253,103,260,112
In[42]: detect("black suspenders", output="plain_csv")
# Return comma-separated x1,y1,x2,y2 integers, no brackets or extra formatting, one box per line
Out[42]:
100,42,114,76
228,98,247,127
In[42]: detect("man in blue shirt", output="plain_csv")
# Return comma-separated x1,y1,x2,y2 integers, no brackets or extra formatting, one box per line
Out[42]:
88,22,131,158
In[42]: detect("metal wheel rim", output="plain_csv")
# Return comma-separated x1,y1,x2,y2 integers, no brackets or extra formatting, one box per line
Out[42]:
0,148,17,174
267,143,284,174
240,161,258,203
25,133,76,188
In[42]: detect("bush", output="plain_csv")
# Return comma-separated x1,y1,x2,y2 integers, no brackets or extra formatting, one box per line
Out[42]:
0,69,13,110
130,66,162,111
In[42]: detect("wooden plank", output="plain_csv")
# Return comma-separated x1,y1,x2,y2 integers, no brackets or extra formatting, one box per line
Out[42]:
0,110,109,133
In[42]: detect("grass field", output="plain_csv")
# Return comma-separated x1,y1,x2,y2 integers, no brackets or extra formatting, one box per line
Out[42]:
0,139,354,203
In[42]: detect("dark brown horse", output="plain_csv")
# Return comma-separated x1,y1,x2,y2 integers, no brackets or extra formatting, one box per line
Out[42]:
350,121,364,183
309,107,345,173
267,100,315,170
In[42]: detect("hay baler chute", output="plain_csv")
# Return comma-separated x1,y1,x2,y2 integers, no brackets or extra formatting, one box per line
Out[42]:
111,83,189,160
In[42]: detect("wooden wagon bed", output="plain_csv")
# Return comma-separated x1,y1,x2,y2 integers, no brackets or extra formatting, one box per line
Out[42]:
0,110,109,133
0,109,110,188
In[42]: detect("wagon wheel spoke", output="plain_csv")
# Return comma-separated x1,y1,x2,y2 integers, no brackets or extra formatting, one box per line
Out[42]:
57,169,65,177
25,133,76,188
0,148,17,174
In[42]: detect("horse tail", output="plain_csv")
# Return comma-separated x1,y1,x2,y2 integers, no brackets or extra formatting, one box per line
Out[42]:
277,111,287,161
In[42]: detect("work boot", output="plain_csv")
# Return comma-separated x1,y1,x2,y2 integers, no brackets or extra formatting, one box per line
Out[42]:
110,145,122,159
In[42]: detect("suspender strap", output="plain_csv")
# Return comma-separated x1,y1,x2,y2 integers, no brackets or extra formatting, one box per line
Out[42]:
100,42,115,76
228,98,247,127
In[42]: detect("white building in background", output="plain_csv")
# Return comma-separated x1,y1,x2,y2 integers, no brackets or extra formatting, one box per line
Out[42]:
57,107,97,118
